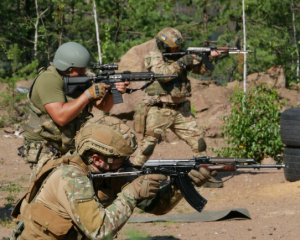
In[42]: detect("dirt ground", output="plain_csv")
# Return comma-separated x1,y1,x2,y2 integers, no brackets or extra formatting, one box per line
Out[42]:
0,129,299,240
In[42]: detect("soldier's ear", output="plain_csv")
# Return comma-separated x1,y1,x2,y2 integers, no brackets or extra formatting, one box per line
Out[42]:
92,154,103,166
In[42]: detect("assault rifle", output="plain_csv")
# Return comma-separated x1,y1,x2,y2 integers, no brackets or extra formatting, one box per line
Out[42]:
90,156,285,212
63,63,177,104
163,47,253,71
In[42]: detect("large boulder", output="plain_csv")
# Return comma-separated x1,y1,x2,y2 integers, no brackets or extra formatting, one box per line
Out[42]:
109,39,156,118
247,65,286,88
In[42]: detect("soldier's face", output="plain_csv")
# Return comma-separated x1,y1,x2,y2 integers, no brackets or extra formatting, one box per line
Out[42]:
69,67,86,77
91,154,125,172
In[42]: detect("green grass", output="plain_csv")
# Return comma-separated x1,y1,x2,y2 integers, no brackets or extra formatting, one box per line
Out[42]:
122,228,151,239
0,180,21,208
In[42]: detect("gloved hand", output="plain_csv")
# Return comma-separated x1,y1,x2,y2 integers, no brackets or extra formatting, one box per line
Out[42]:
84,83,106,100
123,174,167,201
178,54,194,67
188,167,217,187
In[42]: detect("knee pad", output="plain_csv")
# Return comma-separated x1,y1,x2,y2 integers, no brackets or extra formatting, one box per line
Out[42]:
142,144,156,156
198,138,207,152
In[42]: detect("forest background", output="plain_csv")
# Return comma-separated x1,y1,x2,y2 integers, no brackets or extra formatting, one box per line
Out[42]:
1,0,299,84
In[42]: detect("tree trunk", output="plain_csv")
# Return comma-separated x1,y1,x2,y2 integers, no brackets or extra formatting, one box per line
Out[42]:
291,0,299,82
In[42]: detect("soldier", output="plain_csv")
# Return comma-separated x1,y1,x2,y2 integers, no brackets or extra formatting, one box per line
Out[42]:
134,28,221,169
11,116,216,239
21,42,128,181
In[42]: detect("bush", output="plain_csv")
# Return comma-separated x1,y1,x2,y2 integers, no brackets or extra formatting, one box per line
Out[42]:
213,84,285,162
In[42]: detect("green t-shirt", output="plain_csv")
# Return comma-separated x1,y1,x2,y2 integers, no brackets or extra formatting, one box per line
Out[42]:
31,67,65,113
24,66,65,141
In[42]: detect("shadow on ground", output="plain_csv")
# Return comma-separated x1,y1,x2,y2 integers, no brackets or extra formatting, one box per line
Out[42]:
0,208,12,221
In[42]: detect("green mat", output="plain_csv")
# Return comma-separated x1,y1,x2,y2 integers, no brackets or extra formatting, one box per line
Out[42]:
128,208,251,223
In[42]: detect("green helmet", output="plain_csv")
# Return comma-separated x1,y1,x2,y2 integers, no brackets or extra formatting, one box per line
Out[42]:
75,116,137,158
53,42,91,71
156,28,184,53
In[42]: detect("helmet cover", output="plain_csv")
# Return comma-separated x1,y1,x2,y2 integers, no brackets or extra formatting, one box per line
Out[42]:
156,28,184,52
75,116,137,158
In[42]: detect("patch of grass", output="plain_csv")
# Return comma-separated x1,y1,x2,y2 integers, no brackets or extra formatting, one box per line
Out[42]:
0,180,21,208
0,213,14,228
191,104,196,115
138,209,146,214
122,227,151,240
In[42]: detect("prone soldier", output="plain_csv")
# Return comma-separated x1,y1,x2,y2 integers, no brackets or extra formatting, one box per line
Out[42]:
11,116,216,239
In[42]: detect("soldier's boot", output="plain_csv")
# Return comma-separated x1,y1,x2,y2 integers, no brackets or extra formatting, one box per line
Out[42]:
133,136,158,166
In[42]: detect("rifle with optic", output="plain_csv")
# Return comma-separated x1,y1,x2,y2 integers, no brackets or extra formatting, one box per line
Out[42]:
63,63,177,104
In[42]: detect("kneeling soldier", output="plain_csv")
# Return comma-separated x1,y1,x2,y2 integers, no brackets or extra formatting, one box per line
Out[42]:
11,116,215,240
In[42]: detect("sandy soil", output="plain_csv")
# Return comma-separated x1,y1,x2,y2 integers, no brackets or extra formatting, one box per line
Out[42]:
0,129,299,240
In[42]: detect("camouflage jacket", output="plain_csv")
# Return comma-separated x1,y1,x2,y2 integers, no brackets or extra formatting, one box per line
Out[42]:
21,153,183,240
144,47,209,98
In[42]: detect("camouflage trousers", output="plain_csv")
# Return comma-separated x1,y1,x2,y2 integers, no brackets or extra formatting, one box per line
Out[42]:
23,139,58,182
133,102,205,166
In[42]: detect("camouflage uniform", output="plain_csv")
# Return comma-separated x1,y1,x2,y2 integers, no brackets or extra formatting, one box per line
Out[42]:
23,65,93,181
11,116,183,240
134,28,213,166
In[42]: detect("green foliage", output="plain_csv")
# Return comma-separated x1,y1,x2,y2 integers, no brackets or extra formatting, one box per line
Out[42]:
122,227,151,239
0,0,299,86
0,180,21,209
0,213,13,227
0,44,38,125
191,104,196,115
213,84,285,162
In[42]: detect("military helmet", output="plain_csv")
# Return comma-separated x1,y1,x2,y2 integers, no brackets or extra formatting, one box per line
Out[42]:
53,42,91,71
156,28,184,52
75,116,137,158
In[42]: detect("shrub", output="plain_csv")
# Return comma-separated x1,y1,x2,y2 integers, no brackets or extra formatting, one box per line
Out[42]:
213,84,285,162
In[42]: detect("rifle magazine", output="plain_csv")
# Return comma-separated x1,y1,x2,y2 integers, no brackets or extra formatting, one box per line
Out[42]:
175,175,207,212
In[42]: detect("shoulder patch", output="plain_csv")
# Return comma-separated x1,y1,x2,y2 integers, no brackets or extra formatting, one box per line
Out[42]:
145,51,156,58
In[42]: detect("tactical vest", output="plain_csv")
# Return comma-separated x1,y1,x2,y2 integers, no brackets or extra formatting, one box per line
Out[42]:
24,66,93,153
11,155,90,240
145,50,191,98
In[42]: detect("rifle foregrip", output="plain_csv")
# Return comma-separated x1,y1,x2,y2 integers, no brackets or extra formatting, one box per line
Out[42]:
175,175,207,212
112,87,123,104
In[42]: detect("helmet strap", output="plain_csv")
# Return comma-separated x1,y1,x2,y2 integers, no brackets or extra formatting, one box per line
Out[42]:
108,157,113,171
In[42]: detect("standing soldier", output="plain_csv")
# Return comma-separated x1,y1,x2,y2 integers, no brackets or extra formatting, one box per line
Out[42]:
133,28,221,169
21,42,128,181
11,116,216,239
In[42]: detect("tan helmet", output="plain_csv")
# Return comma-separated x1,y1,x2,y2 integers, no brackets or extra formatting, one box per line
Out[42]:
75,116,137,158
156,28,184,52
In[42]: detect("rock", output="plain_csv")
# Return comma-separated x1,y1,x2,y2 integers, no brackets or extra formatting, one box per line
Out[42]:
116,39,156,72
289,82,300,91
246,65,286,89
108,39,156,118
